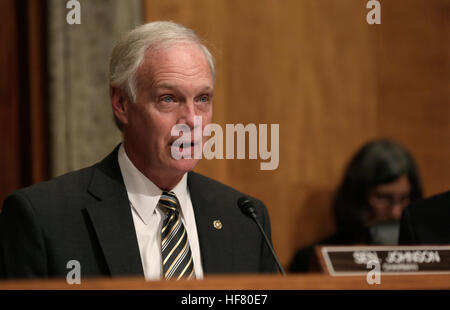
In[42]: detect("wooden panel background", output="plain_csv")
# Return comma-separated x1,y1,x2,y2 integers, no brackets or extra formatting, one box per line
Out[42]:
0,0,48,206
0,0,21,205
143,0,449,268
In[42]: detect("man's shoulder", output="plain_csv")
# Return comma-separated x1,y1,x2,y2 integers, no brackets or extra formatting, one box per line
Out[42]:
4,146,121,206
409,190,450,218
4,165,96,207
188,171,241,194
188,171,263,204
402,191,450,243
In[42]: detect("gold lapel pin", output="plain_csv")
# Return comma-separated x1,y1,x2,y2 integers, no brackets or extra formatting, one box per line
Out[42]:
213,220,222,230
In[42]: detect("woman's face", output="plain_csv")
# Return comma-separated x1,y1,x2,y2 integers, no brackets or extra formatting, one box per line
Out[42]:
368,174,412,222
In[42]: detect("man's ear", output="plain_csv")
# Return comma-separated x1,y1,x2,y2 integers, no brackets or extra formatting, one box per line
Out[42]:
111,87,130,127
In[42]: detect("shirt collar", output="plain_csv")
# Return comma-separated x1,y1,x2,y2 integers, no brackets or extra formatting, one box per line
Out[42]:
117,144,189,225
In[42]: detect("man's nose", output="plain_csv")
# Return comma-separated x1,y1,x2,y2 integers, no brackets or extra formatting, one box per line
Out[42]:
178,102,196,129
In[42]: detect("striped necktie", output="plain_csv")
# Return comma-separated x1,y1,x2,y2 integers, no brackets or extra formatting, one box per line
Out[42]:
159,191,195,280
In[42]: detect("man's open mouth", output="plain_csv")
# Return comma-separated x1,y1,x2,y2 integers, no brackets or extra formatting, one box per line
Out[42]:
171,141,198,152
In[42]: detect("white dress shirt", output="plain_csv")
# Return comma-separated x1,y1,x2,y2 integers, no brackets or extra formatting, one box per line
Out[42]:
117,145,204,280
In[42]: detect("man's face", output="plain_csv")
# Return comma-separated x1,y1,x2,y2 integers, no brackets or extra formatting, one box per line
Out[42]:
121,43,213,182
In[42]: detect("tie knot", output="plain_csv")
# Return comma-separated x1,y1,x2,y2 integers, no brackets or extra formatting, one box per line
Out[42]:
159,191,180,213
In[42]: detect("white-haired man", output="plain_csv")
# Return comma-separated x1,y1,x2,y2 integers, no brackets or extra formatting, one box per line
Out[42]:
0,21,277,280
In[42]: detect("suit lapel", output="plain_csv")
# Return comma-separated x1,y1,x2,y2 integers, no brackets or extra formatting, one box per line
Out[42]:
188,172,233,274
84,148,232,276
85,146,144,277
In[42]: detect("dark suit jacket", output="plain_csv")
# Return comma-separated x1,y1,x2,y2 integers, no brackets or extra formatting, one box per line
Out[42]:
289,228,373,273
399,191,450,244
0,146,277,279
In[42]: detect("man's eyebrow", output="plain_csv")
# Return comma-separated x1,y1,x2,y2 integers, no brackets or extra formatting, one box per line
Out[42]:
196,86,214,94
154,83,214,93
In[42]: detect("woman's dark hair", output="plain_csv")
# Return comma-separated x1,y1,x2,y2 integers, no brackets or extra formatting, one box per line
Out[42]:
333,139,423,239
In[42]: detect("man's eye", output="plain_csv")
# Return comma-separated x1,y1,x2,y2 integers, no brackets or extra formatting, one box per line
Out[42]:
197,95,210,103
161,96,174,103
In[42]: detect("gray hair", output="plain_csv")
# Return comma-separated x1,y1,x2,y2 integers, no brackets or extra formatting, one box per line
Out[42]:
109,21,215,130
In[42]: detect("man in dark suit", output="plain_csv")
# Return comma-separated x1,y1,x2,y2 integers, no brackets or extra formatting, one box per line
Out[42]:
399,191,450,244
0,21,277,279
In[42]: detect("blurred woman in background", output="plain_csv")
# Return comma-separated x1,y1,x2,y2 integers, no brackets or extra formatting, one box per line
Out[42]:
289,139,423,272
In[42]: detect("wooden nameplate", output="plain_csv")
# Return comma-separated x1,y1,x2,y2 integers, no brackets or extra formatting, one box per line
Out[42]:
317,245,450,276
